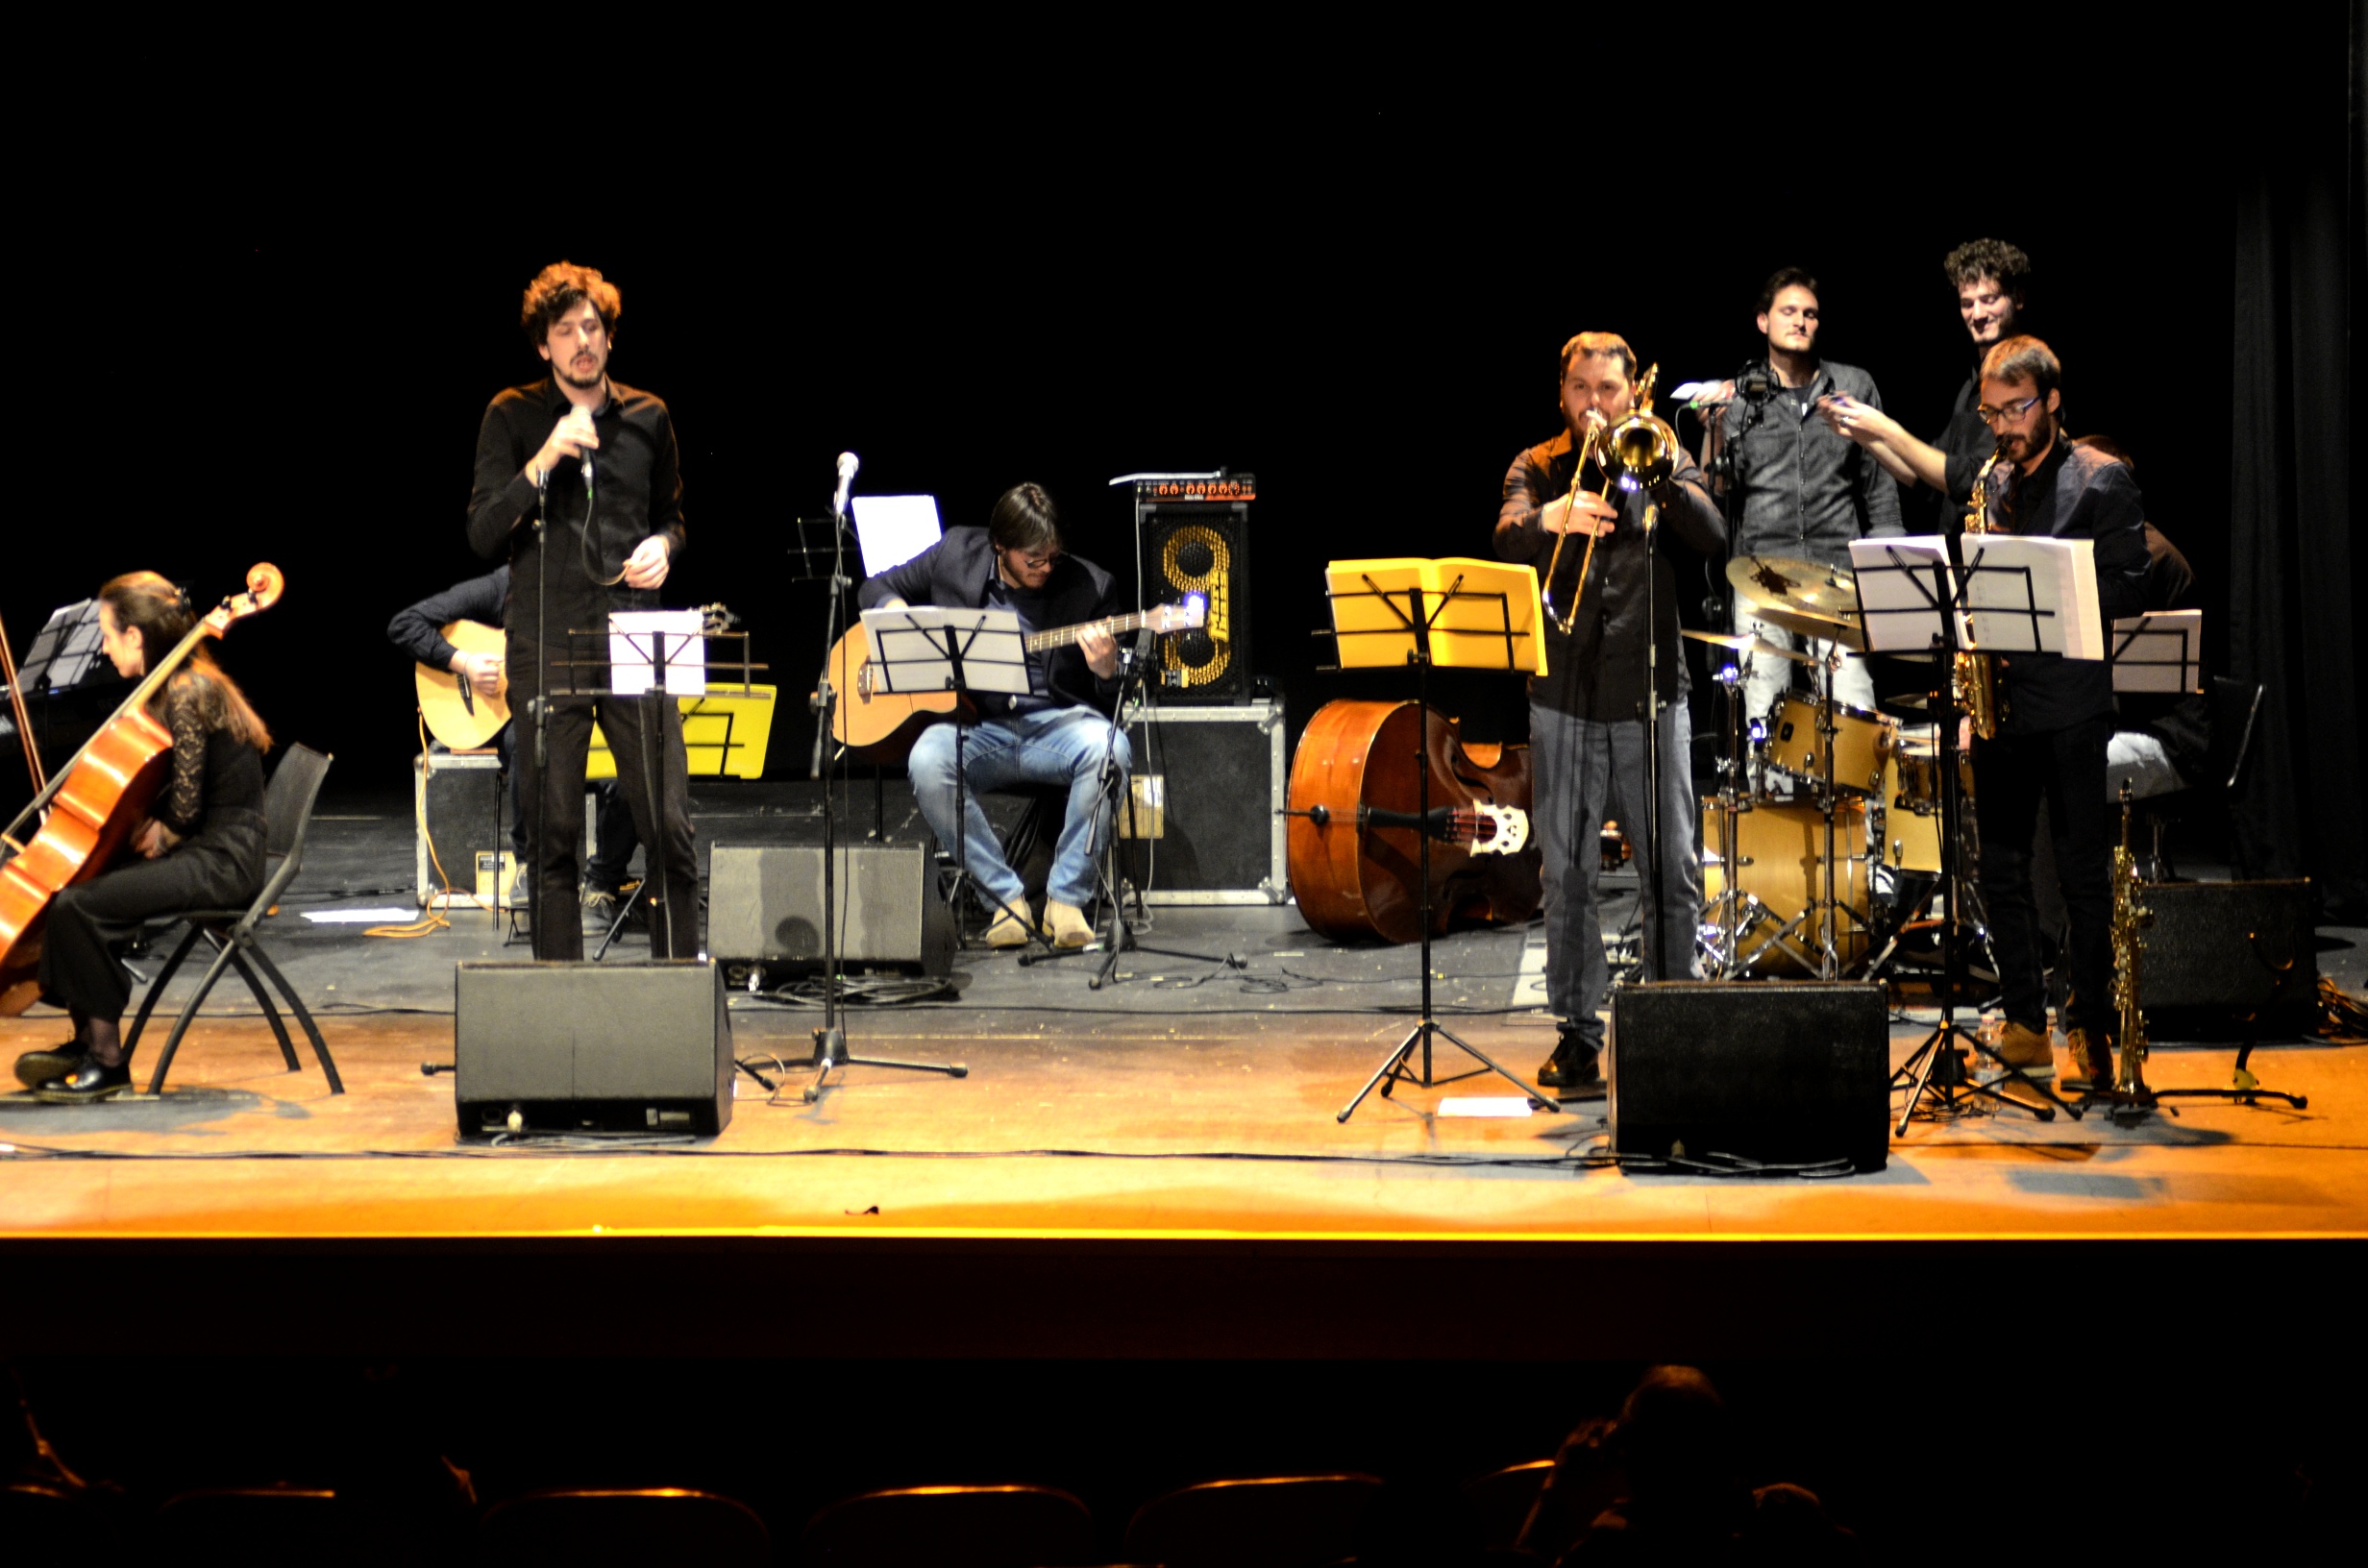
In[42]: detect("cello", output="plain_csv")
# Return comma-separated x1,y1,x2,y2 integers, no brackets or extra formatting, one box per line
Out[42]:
0,565,284,1016
1285,698,1542,944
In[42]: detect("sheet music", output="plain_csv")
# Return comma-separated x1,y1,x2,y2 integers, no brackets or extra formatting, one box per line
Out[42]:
17,600,102,692
851,495,944,577
1846,536,1967,652
608,609,707,698
1963,535,2099,658
860,606,1032,696
2109,609,2204,693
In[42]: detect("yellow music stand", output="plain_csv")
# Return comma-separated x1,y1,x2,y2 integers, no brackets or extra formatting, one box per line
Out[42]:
1322,557,1547,674
1317,556,1558,1123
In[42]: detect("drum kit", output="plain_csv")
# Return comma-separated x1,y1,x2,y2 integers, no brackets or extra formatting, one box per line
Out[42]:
1690,553,1987,985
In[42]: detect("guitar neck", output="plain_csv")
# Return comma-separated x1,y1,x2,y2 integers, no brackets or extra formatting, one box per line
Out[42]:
1024,608,1162,652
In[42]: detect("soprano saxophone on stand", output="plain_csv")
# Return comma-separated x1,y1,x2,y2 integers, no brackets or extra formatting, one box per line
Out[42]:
1955,445,2006,740
2110,780,2152,1097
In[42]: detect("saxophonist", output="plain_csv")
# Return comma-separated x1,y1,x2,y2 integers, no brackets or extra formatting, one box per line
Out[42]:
1817,337,2149,1090
1495,332,1725,1091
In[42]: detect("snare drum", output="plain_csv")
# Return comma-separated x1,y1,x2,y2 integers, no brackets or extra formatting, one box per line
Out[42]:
1767,693,1887,796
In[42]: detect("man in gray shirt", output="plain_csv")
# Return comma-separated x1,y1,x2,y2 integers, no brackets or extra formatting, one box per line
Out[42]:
1709,268,1903,721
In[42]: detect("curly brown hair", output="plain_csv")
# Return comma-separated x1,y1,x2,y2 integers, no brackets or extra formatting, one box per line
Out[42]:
520,260,622,348
1942,238,2031,299
99,573,272,751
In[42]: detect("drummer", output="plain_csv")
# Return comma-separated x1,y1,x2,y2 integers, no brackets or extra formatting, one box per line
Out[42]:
1703,268,1904,728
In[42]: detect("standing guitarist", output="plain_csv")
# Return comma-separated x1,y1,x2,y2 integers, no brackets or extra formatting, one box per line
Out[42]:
856,482,1128,949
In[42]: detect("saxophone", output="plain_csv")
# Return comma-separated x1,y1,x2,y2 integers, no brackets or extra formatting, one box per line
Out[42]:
2110,781,2152,1094
1954,446,2007,740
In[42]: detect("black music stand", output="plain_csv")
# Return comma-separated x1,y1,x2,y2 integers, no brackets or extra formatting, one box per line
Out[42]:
1323,562,1559,1124
1851,537,2082,1132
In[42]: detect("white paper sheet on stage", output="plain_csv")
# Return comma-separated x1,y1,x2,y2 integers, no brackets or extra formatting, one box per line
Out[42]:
2109,609,2204,693
851,495,945,577
608,609,707,697
859,606,1031,697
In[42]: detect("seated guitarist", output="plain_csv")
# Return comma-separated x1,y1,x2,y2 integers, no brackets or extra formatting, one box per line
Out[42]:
387,567,640,916
857,482,1129,949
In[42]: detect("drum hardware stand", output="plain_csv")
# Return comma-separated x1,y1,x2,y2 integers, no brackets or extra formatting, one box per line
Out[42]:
786,499,965,1105
1697,659,1773,978
1742,648,1875,979
1326,572,1559,1123
1864,545,2078,1133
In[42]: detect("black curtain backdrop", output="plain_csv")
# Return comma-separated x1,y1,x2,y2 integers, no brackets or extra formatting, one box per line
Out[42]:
6,19,2343,900
2229,3,2367,912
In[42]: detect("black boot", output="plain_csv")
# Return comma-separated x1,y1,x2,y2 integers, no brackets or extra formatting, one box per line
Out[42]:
15,1040,88,1089
1538,1028,1602,1090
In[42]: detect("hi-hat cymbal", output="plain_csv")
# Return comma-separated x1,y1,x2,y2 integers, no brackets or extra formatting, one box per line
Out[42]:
1751,603,1868,652
1682,628,1813,664
1728,553,1862,621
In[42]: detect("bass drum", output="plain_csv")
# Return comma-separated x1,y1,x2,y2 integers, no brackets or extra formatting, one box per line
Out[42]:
1701,796,1870,974
1287,698,1540,944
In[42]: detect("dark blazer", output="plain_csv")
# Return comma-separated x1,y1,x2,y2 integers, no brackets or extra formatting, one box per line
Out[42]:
857,527,1123,713
387,566,510,670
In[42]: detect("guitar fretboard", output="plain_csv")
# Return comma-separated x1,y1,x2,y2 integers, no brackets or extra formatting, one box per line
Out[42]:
1024,606,1182,652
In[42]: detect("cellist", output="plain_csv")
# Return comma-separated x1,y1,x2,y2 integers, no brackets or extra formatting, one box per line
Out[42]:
12,574,271,1103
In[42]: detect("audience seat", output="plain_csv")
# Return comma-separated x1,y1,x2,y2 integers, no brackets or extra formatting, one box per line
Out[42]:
802,1482,1097,1567
1123,1473,1384,1568
2,1481,123,1564
1458,1458,1553,1550
474,1487,768,1566
155,1485,343,1559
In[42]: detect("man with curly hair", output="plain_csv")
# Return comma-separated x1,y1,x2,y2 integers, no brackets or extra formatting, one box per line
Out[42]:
465,261,698,961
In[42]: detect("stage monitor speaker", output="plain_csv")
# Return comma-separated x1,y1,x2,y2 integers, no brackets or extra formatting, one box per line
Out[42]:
455,960,732,1137
2138,878,2318,1033
1136,475,1254,702
1610,981,1889,1172
706,844,953,975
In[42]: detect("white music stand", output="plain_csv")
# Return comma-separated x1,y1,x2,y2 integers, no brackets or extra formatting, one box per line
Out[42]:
2109,610,2203,694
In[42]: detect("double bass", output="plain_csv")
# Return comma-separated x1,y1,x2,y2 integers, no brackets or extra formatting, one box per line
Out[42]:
1285,698,1542,944
0,565,284,1016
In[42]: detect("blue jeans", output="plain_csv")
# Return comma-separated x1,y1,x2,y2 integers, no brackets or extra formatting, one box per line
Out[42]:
908,706,1131,913
1531,699,1703,1042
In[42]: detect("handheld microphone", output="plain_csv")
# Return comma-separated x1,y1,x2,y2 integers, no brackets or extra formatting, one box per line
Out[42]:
833,452,860,519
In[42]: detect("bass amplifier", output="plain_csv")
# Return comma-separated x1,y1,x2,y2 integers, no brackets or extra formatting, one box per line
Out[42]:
1610,981,1890,1171
455,960,732,1136
414,753,519,909
706,844,954,974
2138,878,2319,1033
1136,474,1254,702
1119,699,1289,905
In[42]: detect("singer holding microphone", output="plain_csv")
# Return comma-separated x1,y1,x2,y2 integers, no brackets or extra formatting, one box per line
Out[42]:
466,260,698,961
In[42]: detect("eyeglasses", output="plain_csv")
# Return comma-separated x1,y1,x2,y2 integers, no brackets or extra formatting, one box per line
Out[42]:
1974,394,2044,427
1015,551,1060,570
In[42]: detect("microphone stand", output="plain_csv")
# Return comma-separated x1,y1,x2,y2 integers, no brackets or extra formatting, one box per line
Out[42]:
802,465,965,1105
527,468,551,957
1640,500,1668,981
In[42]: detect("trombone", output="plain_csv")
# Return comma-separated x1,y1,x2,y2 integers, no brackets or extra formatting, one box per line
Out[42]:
1541,362,1682,635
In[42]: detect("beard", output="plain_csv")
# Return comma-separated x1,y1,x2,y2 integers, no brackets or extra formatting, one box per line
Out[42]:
555,355,604,390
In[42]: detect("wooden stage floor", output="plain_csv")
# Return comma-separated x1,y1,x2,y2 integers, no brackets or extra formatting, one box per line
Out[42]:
2,792,2362,1360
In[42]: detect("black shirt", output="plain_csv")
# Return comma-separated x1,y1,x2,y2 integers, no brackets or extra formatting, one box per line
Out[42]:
465,377,686,678
1717,358,1903,569
1945,439,2149,734
1494,431,1727,721
386,566,509,670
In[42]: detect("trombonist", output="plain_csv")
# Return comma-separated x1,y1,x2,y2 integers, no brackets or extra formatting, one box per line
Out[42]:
1494,332,1726,1091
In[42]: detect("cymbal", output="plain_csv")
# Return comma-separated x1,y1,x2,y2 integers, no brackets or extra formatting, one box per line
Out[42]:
1681,628,1813,664
1728,553,1862,622
1751,603,1867,652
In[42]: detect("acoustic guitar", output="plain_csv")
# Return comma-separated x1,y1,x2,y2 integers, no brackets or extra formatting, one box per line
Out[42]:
414,620,510,751
826,598,1206,759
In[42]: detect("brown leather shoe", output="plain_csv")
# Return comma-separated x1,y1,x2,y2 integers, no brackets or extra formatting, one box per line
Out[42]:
1988,1018,2055,1079
984,907,1037,949
2063,1028,2115,1092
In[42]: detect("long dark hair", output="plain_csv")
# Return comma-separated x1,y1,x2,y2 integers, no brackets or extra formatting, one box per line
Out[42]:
99,573,273,751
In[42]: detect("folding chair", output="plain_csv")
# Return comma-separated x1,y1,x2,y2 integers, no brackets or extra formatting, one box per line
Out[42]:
125,744,342,1094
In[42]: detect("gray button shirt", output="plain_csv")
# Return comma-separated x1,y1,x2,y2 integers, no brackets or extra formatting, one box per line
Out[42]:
1718,359,1904,568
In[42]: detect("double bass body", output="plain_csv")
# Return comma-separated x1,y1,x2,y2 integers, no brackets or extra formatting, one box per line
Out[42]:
1286,698,1542,945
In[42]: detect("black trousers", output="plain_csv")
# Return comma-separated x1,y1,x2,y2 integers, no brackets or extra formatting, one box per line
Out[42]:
1973,715,2115,1038
39,847,259,1022
514,693,697,961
